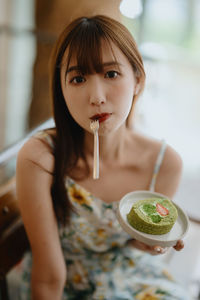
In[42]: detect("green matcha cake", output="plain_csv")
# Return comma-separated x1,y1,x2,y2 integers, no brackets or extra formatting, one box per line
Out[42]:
127,197,178,235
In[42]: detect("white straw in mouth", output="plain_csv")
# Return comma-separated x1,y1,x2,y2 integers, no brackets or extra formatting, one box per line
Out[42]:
90,120,99,179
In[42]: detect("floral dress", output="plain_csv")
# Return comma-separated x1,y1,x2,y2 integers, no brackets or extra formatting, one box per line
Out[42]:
17,132,190,300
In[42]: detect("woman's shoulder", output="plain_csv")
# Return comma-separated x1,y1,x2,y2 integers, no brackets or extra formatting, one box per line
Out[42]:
138,133,183,174
130,132,165,162
156,143,182,197
133,132,182,168
17,129,56,174
132,132,182,197
161,142,182,170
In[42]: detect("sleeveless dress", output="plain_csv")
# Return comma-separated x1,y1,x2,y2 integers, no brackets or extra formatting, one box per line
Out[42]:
17,131,190,300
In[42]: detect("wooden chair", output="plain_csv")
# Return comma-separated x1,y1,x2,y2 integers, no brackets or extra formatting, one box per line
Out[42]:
0,178,29,300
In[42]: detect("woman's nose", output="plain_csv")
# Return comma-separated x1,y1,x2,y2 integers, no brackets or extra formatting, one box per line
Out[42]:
89,77,106,106
90,97,106,106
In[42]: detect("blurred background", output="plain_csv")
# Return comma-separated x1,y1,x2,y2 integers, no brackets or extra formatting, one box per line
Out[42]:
0,0,200,298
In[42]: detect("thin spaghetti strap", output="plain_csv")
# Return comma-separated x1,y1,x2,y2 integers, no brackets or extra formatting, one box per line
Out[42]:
33,131,54,149
149,140,167,192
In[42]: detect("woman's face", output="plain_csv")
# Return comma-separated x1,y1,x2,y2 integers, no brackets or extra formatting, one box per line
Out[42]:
60,40,139,136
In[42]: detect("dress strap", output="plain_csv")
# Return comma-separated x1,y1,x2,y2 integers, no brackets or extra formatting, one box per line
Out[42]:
33,130,54,149
149,140,167,192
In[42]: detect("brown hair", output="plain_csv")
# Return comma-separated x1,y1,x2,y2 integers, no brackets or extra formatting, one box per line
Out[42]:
49,15,146,225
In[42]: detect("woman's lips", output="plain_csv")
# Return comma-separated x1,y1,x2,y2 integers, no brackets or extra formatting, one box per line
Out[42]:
90,113,111,123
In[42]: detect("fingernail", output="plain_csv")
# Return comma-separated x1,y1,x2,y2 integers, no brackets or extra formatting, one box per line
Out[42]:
155,247,162,252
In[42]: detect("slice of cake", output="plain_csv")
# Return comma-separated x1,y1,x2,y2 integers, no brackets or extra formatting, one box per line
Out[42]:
127,197,178,235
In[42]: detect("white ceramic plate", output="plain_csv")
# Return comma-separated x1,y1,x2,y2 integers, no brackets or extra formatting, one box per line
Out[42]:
117,190,189,247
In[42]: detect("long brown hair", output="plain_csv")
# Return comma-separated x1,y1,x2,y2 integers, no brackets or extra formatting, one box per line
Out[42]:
49,15,146,225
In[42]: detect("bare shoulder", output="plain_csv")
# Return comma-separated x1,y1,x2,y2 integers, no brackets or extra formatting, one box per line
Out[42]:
17,132,55,174
161,143,182,174
156,143,183,198
133,133,182,170
131,132,164,163
131,132,182,198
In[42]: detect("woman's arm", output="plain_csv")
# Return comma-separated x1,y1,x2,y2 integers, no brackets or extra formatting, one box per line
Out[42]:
156,144,184,251
16,137,66,300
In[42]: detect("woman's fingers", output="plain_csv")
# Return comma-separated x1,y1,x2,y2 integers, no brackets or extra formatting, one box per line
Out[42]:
129,239,184,254
173,239,184,251
153,246,168,254
131,240,167,255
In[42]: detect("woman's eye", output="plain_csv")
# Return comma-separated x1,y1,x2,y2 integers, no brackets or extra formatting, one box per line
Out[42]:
105,71,119,78
70,76,85,84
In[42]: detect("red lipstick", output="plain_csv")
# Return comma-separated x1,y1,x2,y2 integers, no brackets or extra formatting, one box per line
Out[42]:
90,113,111,123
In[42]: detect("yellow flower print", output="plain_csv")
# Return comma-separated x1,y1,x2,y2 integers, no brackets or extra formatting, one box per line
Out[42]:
68,184,92,206
136,287,160,300
111,242,119,248
97,228,106,238
162,269,174,281
128,258,135,267
142,296,159,300
136,294,159,300
108,221,113,227
73,274,82,284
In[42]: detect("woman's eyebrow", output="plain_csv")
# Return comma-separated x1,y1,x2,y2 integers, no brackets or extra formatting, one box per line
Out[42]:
65,66,80,76
101,61,122,69
65,61,122,77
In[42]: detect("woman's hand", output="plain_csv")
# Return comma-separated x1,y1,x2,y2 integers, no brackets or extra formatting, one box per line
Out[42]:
128,239,168,255
173,239,184,251
127,239,184,255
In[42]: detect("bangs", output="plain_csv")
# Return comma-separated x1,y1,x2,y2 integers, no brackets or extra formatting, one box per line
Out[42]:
64,20,115,74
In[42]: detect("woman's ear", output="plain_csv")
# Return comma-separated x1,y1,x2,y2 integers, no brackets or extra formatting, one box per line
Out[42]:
126,94,136,129
134,82,140,96
126,82,141,129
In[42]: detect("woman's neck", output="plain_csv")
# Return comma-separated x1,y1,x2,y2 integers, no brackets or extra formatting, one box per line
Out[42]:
84,124,131,164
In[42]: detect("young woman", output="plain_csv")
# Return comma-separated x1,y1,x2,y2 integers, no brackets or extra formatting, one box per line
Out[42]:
16,15,189,300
